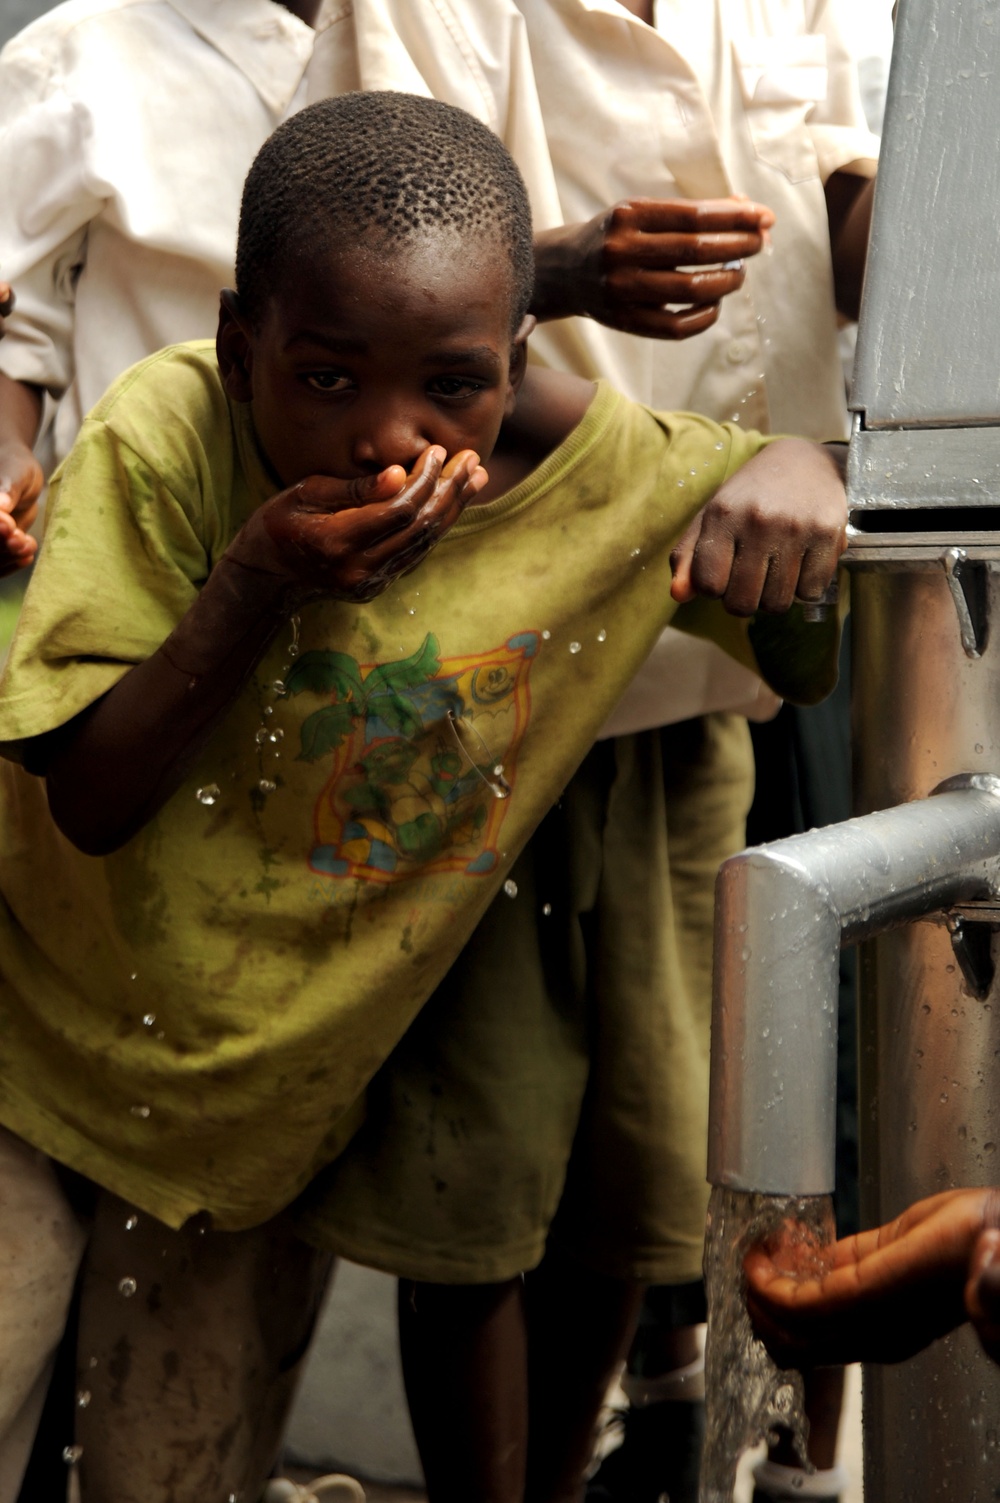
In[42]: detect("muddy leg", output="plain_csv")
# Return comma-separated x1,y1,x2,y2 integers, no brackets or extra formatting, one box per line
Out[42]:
75,1193,333,1503
0,1126,88,1503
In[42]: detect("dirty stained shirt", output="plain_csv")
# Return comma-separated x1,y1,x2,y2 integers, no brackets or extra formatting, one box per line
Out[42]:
0,343,837,1229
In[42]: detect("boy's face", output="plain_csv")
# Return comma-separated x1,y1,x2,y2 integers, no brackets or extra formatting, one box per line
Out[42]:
218,232,531,490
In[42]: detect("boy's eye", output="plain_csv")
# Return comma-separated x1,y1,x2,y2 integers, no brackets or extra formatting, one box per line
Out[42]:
428,376,484,399
305,371,354,393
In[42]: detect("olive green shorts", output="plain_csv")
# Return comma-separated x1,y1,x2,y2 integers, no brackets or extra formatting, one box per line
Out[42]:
296,714,754,1285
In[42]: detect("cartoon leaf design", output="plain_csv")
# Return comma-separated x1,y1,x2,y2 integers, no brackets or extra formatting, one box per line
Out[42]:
372,694,424,739
297,702,358,762
365,635,441,696
285,651,364,701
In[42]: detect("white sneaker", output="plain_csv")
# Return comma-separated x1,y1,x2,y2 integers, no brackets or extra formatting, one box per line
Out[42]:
261,1475,366,1503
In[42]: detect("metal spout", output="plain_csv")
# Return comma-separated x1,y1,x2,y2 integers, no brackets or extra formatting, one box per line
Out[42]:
707,776,1000,1196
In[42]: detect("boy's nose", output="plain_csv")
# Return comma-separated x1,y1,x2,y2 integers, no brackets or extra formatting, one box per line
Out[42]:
350,406,428,475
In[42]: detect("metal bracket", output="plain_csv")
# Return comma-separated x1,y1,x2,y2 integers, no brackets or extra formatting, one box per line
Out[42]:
945,912,998,1001
942,547,990,658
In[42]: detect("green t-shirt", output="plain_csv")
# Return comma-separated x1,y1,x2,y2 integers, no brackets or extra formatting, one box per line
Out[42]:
0,342,838,1229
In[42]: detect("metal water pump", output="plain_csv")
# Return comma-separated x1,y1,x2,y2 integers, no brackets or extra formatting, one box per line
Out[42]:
707,0,1000,1493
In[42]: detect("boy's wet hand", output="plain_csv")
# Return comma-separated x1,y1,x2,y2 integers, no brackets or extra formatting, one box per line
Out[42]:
231,446,485,603
746,1189,999,1368
0,439,42,575
669,438,847,617
533,198,774,338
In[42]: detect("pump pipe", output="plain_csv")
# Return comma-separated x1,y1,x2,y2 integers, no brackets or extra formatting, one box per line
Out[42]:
707,775,1000,1197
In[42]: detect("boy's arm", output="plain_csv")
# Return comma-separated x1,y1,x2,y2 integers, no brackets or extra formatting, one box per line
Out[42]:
32,450,483,856
826,169,876,322
531,197,775,338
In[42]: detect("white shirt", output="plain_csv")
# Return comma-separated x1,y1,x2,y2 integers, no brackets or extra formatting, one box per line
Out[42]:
0,0,325,465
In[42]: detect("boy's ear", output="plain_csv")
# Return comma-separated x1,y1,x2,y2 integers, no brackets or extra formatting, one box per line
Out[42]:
505,314,536,415
216,289,255,403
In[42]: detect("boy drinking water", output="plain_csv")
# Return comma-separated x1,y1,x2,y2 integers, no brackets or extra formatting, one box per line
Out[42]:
0,93,845,1502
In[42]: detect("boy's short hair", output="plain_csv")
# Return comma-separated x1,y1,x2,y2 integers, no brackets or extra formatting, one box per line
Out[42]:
236,92,535,331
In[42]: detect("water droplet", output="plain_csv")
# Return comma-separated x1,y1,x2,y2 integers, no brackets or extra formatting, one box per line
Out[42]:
940,1092,949,1104
129,972,137,982
922,1003,932,1014
677,479,685,487
541,630,551,641
77,1390,91,1409
125,1214,138,1231
596,629,607,643
503,879,518,899
269,729,284,743
255,728,269,745
118,1277,138,1298
986,1142,997,1155
492,763,504,778
714,442,725,451
408,608,416,616
142,1013,155,1028
630,547,641,558
731,413,741,423
63,1445,83,1465
196,784,220,806
542,903,552,916
257,779,277,795
263,705,273,717
690,469,698,477
130,1105,150,1119
569,641,582,654
272,680,286,696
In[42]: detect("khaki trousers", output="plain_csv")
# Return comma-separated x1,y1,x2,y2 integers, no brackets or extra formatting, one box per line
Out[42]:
0,1125,332,1503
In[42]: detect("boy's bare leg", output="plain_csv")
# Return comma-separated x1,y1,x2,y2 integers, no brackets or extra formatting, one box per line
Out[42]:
523,1250,643,1503
397,1276,529,1503
75,1192,333,1503
399,1253,641,1503
0,1127,88,1503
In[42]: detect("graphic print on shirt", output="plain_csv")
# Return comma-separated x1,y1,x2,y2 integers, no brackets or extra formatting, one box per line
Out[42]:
289,633,538,881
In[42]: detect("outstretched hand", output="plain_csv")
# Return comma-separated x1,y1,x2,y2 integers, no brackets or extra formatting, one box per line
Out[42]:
230,445,486,604
669,438,847,617
532,197,775,338
0,441,42,575
0,290,40,574
745,1188,1000,1368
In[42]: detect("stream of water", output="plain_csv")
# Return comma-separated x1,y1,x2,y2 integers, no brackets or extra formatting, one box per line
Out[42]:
699,1186,836,1502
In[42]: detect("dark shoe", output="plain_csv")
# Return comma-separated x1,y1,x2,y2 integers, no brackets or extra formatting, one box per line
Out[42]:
585,1399,704,1503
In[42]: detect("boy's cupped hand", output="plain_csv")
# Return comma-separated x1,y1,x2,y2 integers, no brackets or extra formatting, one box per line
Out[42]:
669,437,847,617
230,446,486,604
744,1187,1000,1369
